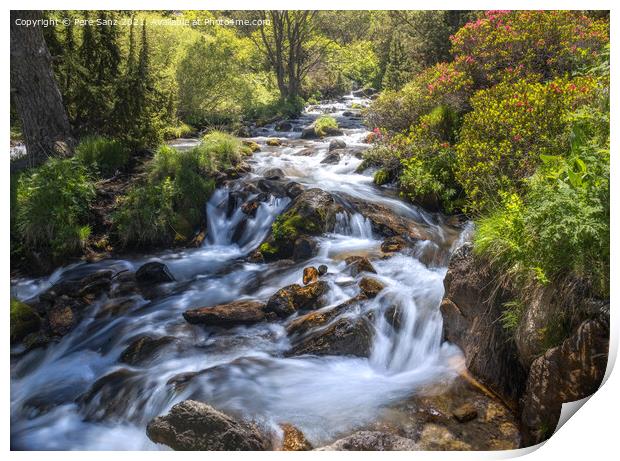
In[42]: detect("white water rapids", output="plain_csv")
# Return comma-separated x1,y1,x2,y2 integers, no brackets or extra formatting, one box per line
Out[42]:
10,94,470,450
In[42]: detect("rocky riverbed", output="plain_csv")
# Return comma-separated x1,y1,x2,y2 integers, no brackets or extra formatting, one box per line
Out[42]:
11,94,525,451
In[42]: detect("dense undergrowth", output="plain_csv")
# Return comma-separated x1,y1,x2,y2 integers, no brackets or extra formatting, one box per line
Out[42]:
11,132,247,268
364,11,610,330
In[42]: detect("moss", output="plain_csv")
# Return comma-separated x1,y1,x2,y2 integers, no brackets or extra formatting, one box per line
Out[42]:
259,242,279,256
374,168,390,185
242,140,261,153
272,212,320,243
10,298,41,344
266,138,282,146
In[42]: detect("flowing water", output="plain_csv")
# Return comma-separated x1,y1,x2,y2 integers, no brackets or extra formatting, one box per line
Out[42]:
10,94,470,450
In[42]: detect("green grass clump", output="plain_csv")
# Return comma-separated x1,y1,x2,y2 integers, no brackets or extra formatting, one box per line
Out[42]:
373,168,390,185
75,135,130,177
15,158,95,260
314,116,339,137
114,132,244,247
162,122,195,140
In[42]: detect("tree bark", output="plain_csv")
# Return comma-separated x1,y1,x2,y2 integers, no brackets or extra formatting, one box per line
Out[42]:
10,10,74,171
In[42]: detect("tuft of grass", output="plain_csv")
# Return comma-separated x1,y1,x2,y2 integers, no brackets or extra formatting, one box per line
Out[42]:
162,122,195,140
314,116,339,137
114,132,244,247
75,136,130,177
15,158,95,261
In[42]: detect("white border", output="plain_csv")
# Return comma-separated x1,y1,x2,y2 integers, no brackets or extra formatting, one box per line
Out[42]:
3,2,617,459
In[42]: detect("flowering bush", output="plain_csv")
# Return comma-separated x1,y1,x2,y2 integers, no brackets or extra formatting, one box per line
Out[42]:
455,76,599,212
366,61,473,132
451,11,609,86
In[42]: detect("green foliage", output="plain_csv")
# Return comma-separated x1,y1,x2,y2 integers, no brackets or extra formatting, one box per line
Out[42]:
114,132,244,247
75,135,130,177
451,11,609,86
10,299,41,344
455,77,598,212
314,116,339,137
368,62,473,132
15,159,95,260
373,169,391,186
499,300,525,334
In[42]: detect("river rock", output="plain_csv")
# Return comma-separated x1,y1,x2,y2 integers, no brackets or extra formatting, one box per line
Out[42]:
47,298,76,336
318,264,328,275
452,403,478,423
344,194,433,242
146,400,269,450
292,237,317,261
281,424,312,450
328,139,346,151
345,256,376,276
136,262,175,285
303,266,320,285
79,368,145,421
183,300,269,326
265,282,328,318
242,140,261,152
321,152,341,164
381,236,407,253
286,296,365,337
287,314,373,357
316,431,418,451
10,299,42,344
120,335,176,365
520,312,609,445
358,277,385,298
241,199,260,217
275,121,293,132
263,167,285,180
284,181,304,198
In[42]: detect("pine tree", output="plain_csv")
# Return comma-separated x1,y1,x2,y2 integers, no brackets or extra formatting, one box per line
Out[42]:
382,34,410,91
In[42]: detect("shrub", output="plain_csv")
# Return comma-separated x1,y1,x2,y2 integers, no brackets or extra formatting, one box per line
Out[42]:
314,116,339,137
15,158,95,260
455,76,598,212
451,11,609,86
75,136,130,177
367,62,473,132
474,100,609,298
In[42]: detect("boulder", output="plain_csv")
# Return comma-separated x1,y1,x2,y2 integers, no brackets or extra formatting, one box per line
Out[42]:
263,167,285,180
286,296,364,337
318,265,328,275
287,315,373,357
328,139,346,151
345,256,376,276
146,400,269,450
381,236,407,253
136,262,175,285
265,282,328,318
10,299,42,344
242,140,261,152
292,237,317,261
520,312,609,445
284,181,304,198
440,244,526,405
344,194,433,242
183,300,269,326
303,266,320,285
316,431,418,451
358,277,385,298
241,199,260,217
281,424,312,451
47,298,76,336
275,121,293,132
119,335,176,365
320,152,341,165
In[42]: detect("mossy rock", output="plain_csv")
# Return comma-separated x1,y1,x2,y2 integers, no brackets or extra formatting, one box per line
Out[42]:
242,140,261,153
266,138,282,147
10,298,41,344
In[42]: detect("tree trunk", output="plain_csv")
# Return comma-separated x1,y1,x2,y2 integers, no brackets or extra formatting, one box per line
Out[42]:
10,10,74,171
